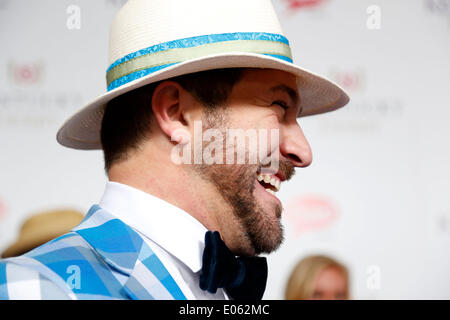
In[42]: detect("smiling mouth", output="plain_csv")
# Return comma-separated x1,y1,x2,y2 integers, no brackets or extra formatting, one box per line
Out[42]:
256,171,281,197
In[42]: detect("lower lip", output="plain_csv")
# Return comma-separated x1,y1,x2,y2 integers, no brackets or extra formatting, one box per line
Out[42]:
255,178,281,205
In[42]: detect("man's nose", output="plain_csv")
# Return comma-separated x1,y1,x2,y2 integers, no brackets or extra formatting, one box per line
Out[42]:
279,122,312,168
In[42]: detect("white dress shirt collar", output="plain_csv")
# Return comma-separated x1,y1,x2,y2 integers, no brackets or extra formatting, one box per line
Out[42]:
99,181,207,273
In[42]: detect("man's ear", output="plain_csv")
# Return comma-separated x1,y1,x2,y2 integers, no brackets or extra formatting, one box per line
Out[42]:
151,81,190,144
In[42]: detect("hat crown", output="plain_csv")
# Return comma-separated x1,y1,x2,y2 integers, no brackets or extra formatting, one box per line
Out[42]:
109,0,284,66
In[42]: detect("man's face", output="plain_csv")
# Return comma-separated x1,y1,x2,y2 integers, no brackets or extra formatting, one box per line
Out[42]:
191,68,312,256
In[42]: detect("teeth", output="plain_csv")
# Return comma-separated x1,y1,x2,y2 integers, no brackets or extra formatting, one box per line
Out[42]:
270,177,276,186
269,176,280,192
265,188,277,196
257,172,281,192
275,179,280,191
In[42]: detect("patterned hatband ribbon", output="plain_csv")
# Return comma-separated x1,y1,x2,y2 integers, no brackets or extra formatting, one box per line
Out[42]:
106,32,293,91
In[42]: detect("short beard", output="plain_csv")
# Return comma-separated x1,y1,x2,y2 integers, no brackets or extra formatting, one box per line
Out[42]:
196,161,284,256
224,164,285,255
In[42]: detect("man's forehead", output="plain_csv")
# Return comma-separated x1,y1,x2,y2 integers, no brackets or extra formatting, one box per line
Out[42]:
237,68,297,92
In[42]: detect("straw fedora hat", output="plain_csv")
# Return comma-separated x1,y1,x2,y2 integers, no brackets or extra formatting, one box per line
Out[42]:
1,210,84,258
57,0,349,150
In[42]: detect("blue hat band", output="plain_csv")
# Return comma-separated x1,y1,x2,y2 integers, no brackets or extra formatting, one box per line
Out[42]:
106,32,293,92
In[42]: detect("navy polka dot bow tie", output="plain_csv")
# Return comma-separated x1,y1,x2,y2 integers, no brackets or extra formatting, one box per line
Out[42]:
199,231,268,300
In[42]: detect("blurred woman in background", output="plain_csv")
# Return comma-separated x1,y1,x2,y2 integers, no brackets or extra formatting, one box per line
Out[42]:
285,255,350,300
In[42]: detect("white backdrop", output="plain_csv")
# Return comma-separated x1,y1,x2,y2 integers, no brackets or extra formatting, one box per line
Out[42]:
0,0,449,299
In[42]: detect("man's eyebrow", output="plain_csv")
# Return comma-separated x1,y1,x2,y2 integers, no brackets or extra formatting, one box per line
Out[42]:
270,84,302,113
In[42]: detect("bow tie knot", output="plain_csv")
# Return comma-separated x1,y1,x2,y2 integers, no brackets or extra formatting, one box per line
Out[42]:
199,231,268,300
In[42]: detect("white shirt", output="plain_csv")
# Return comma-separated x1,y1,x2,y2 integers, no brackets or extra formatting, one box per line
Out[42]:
99,181,229,300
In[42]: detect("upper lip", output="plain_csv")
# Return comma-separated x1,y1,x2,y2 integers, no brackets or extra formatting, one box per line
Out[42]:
257,170,286,182
275,171,286,182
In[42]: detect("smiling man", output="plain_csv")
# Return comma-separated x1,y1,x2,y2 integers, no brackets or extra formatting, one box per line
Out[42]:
0,0,348,300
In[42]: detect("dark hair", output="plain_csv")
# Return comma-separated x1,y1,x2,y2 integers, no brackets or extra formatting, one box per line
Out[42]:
100,68,244,171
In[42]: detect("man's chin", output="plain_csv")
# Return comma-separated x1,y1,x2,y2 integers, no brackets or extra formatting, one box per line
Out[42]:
252,230,284,256
247,210,284,255
253,178,283,218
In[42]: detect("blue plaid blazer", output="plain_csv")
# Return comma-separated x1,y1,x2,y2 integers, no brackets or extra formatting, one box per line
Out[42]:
0,205,187,300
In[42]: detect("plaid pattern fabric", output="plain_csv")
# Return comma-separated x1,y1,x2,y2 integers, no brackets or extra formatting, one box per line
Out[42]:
0,205,186,300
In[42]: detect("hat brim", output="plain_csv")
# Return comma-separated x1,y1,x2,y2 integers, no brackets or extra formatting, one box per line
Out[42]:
57,52,349,150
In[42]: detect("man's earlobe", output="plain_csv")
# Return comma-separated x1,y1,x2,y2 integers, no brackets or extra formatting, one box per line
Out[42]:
171,127,191,145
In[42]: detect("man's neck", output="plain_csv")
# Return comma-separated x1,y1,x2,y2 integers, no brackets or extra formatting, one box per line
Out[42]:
108,154,221,234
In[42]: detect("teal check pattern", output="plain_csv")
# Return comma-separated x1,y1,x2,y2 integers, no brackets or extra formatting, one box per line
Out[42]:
0,205,186,300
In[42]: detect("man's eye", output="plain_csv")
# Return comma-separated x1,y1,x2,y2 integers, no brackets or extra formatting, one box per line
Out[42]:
272,100,289,110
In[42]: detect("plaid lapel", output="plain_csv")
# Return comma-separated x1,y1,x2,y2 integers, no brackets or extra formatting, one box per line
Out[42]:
73,205,186,300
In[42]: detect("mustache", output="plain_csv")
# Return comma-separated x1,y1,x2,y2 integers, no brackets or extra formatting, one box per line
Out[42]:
279,159,296,181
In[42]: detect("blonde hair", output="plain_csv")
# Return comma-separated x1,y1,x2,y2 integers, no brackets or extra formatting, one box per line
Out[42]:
285,255,349,300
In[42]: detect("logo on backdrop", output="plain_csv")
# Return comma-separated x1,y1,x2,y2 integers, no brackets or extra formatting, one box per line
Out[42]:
319,66,405,135
283,0,327,11
7,61,44,86
1,59,84,128
329,68,366,92
285,194,339,236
